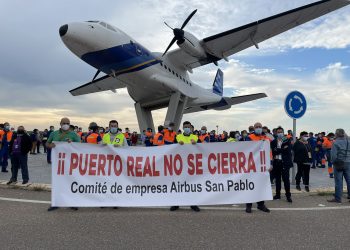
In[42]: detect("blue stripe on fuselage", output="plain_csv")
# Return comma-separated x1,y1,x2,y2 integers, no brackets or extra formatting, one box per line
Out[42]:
81,42,160,75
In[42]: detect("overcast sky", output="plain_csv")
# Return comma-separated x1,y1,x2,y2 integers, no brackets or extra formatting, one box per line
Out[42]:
1,0,350,134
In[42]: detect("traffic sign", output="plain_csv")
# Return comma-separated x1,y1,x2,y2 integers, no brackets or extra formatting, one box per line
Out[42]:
284,91,307,119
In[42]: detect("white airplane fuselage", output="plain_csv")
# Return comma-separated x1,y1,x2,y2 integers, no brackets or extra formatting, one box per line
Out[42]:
60,21,221,108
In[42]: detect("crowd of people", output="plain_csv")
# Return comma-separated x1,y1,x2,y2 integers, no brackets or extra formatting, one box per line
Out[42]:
1,118,349,212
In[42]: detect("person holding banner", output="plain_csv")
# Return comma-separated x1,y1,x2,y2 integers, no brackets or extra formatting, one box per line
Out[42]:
102,120,128,147
170,121,200,212
246,122,271,213
46,117,81,212
271,127,293,203
153,125,165,146
85,122,102,144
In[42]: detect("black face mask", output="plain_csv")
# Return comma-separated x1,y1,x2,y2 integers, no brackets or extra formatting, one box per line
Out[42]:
17,130,24,134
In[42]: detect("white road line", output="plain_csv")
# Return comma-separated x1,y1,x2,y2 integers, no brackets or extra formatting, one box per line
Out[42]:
1,197,350,211
0,197,51,204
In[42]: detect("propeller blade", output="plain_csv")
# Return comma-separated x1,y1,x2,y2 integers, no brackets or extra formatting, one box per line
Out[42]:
184,36,194,46
180,9,197,30
164,22,174,30
162,37,177,57
92,70,101,82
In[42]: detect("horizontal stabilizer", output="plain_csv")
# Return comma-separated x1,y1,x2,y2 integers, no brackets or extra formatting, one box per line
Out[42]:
184,93,267,114
70,75,126,96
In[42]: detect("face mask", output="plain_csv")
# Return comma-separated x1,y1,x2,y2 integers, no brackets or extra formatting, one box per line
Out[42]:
61,124,70,131
235,135,241,140
110,127,118,134
74,129,78,132
99,130,103,133
183,128,191,134
201,130,206,135
50,128,54,131
255,128,262,135
168,127,173,131
4,125,10,131
302,136,309,141
277,133,284,139
17,130,24,135
242,133,247,137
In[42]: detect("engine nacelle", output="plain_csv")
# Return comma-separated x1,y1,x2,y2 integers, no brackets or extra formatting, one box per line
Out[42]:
177,31,207,58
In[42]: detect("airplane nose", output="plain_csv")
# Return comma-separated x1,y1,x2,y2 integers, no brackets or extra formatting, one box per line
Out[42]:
59,24,68,37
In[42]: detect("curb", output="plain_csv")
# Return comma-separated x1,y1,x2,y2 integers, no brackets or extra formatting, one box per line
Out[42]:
0,180,336,194
0,180,51,192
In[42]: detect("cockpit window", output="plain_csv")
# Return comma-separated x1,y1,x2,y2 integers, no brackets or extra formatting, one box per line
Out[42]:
99,21,107,27
107,24,116,32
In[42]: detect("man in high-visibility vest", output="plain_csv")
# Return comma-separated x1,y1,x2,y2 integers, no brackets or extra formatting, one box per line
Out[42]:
144,128,153,147
153,125,165,146
323,133,335,178
246,122,271,213
124,127,131,146
198,126,210,143
0,122,13,172
226,131,237,142
85,122,102,144
170,121,200,212
102,120,128,147
163,122,177,145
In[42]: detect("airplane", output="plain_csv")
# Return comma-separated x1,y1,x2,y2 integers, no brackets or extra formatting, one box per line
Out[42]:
59,0,350,132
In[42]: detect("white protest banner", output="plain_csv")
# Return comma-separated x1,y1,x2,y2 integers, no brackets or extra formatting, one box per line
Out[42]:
52,141,272,207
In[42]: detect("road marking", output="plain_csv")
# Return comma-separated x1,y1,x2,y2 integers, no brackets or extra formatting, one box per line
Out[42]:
1,196,350,211
0,197,50,204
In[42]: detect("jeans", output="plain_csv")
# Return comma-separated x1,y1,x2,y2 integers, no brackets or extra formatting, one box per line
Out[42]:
0,142,9,170
10,154,29,182
334,162,350,201
47,148,52,163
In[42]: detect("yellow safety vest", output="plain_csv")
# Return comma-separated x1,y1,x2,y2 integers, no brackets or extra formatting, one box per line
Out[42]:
102,133,125,145
226,138,236,142
176,134,198,144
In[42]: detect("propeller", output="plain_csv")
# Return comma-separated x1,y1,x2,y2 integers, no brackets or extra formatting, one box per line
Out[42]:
162,9,197,57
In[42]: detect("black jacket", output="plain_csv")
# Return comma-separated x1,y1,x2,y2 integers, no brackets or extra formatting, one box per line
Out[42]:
9,133,32,155
293,140,312,164
271,138,293,168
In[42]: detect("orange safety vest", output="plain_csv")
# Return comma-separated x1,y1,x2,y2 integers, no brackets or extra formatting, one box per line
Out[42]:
163,129,176,144
86,132,100,144
77,131,83,137
249,133,268,141
124,132,130,139
1,131,13,142
249,133,272,159
322,137,333,149
199,134,209,143
153,132,164,146
100,133,105,139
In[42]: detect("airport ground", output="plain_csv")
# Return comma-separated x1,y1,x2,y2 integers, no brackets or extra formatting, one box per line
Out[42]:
0,153,349,249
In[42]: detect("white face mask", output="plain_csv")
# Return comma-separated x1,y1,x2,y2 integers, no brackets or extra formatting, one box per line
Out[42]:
110,127,118,134
302,136,309,141
61,124,70,131
168,127,173,131
255,128,262,135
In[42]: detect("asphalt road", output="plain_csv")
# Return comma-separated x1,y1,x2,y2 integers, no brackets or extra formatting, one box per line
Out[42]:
1,187,350,250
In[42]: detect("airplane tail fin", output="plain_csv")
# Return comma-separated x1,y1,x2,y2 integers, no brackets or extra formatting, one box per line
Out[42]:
212,69,223,96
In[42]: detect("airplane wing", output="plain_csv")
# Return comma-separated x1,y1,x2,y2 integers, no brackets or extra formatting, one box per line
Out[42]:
168,0,350,70
69,75,126,96
184,93,267,114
